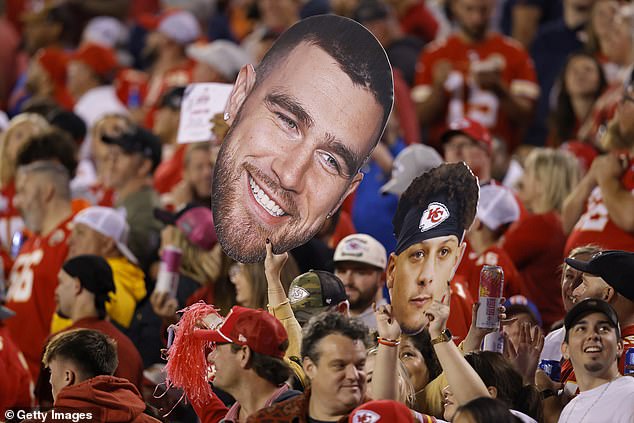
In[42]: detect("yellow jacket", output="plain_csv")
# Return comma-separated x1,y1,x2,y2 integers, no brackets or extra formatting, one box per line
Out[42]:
51,256,146,333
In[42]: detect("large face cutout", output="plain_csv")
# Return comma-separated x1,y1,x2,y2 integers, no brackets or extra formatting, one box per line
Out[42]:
212,16,392,262
387,236,464,335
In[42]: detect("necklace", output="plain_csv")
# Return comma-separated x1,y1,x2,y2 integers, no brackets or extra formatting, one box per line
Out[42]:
564,376,621,423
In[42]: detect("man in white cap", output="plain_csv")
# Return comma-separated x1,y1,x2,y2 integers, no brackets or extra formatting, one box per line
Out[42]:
66,206,146,330
333,233,387,329
138,10,201,127
187,40,252,84
460,183,525,301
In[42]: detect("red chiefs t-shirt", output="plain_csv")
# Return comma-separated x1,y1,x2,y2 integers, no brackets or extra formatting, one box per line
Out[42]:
456,244,526,303
0,325,34,414
413,33,539,151
565,158,634,255
154,144,187,195
501,212,566,329
4,215,74,380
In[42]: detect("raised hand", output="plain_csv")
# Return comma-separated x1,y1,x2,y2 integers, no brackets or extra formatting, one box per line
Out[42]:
264,239,288,286
426,282,451,339
374,303,401,341
503,323,544,384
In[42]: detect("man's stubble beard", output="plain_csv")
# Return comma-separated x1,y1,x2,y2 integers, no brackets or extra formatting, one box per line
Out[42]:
212,124,321,263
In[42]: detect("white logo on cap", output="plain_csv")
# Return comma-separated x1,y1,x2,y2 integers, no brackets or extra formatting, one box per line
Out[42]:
238,334,247,343
341,238,368,257
288,286,310,304
419,202,450,232
351,410,380,423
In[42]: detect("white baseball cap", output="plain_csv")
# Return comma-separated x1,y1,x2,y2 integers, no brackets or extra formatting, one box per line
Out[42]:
334,234,387,270
380,144,443,196
477,184,520,231
186,40,252,81
73,206,138,264
152,10,200,45
82,16,128,48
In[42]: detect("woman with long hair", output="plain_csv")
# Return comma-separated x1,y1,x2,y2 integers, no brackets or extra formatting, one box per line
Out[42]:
503,148,580,330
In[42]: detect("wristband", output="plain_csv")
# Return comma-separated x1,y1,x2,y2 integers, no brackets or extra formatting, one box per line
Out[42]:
541,389,557,400
377,337,401,347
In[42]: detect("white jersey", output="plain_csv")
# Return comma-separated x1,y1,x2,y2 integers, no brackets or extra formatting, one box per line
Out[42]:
558,376,634,423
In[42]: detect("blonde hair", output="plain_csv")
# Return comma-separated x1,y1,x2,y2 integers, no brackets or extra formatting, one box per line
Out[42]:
366,347,416,408
524,148,580,213
0,113,50,187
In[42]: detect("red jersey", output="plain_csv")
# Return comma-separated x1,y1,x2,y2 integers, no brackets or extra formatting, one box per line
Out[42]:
0,325,34,414
448,278,474,344
142,62,195,129
456,244,526,302
154,144,187,194
413,33,539,151
4,214,74,380
501,212,566,329
565,158,634,255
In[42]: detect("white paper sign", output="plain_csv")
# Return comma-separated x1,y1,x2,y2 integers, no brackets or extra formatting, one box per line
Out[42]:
177,83,233,144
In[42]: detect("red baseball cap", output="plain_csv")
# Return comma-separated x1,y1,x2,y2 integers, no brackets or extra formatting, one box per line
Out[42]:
71,43,118,78
35,47,69,87
441,117,493,154
194,306,288,359
349,400,415,423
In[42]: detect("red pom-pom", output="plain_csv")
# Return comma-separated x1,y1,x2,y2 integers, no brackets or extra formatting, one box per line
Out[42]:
163,301,222,405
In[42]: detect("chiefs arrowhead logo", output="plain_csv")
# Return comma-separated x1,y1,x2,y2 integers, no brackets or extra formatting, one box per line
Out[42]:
419,202,450,232
351,410,380,423
288,286,310,304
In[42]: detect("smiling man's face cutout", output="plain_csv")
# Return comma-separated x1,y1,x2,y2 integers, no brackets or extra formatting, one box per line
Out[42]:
212,15,393,262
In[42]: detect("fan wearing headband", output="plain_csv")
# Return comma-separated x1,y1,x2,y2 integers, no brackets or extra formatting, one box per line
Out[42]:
387,162,479,335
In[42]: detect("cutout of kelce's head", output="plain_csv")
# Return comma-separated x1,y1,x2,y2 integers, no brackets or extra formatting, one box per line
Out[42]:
212,15,393,263
387,162,479,335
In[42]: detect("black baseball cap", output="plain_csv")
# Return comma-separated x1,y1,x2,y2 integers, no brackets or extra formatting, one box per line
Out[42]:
564,298,620,338
102,124,162,171
565,250,634,301
354,0,389,23
62,255,116,312
158,86,186,110
288,270,348,325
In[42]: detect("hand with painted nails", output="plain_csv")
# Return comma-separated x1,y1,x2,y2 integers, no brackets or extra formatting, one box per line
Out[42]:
374,302,401,341
264,239,289,308
426,284,451,339
463,299,515,353
264,239,289,286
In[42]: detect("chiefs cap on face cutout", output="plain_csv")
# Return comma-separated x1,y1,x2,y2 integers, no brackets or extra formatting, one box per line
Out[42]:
194,306,288,358
441,117,493,154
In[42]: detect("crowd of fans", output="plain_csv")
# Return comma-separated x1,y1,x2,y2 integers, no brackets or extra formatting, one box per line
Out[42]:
0,0,634,422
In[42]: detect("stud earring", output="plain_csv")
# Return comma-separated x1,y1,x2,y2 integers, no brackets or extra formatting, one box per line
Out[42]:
223,112,230,121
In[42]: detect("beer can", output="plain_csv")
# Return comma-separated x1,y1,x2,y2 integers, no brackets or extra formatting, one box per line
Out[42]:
483,331,504,353
539,359,562,382
476,265,504,329
155,246,182,297
625,348,634,376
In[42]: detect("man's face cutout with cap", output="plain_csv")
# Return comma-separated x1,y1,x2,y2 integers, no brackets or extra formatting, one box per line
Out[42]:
386,197,467,335
211,15,393,263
